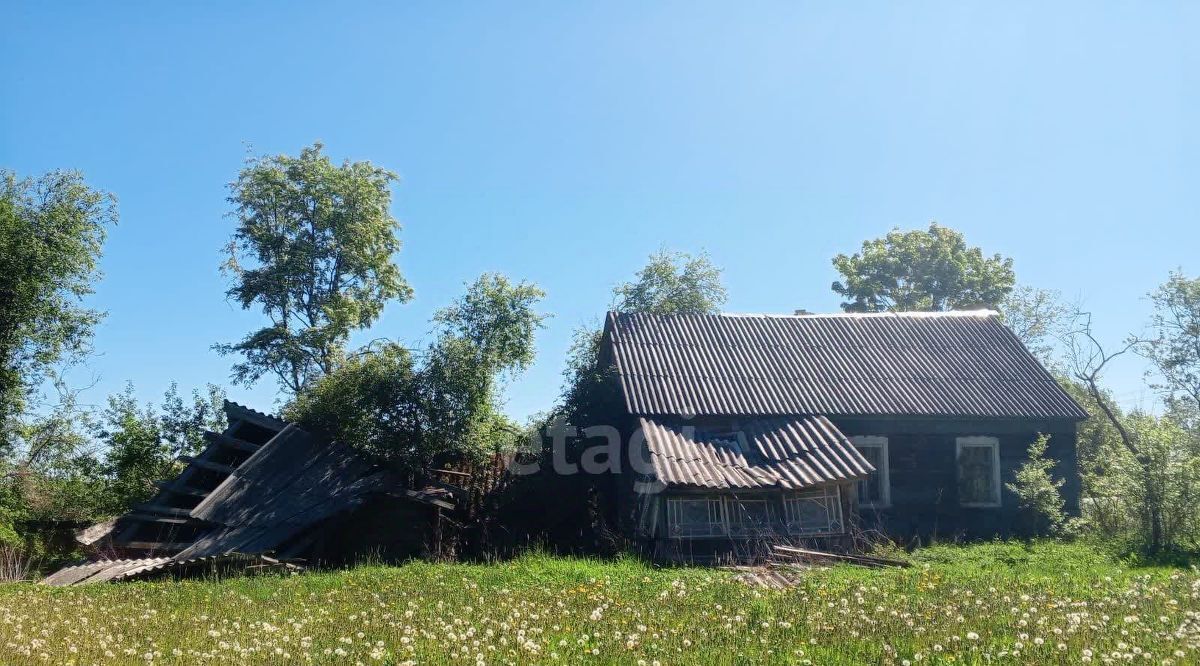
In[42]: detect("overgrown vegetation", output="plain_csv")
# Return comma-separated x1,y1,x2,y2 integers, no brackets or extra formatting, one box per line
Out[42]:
285,273,546,469
4,148,1200,571
1,542,1197,664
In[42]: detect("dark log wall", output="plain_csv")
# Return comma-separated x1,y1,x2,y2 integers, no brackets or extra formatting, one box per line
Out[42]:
832,417,1080,541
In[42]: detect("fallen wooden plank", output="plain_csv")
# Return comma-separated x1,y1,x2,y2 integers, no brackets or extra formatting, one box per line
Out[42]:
771,545,910,568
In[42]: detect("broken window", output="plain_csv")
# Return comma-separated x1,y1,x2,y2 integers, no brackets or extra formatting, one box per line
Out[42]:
783,486,843,535
726,498,772,536
666,497,726,537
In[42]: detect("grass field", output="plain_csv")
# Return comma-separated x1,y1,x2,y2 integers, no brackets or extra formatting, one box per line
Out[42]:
1,542,1198,664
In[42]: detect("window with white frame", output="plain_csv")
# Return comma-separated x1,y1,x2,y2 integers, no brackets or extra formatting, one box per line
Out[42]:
783,487,844,535
667,497,726,537
851,436,890,508
726,498,773,536
956,436,1001,507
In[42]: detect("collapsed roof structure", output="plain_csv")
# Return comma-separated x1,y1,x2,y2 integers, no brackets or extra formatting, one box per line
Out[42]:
44,401,455,586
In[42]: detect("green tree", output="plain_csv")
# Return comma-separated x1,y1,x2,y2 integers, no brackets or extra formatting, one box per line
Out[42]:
831,223,1015,312
0,170,114,442
612,250,727,315
216,143,413,394
97,382,227,514
1001,286,1071,366
1143,271,1200,410
1006,434,1068,536
561,250,728,426
0,378,106,547
287,273,546,468
432,273,546,376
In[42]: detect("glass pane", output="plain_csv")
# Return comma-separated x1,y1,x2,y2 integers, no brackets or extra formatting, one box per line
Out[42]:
958,445,996,504
857,446,883,503
669,498,725,536
795,499,829,526
728,500,770,531
677,500,712,525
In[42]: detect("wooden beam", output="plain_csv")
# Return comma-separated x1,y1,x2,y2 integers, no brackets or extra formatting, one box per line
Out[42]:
134,503,193,518
203,431,261,453
178,456,235,475
118,541,192,550
430,468,472,479
125,513,193,525
154,481,210,498
404,489,455,511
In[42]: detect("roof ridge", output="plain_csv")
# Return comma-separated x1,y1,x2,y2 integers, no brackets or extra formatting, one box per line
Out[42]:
611,309,999,319
718,310,999,319
222,400,287,425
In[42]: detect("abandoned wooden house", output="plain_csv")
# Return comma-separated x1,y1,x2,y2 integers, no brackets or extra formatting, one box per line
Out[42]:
44,308,1088,582
595,310,1087,561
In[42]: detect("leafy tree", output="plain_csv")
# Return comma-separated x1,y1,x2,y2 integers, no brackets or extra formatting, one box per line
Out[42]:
1058,307,1200,552
1006,434,1068,536
216,143,413,394
560,250,728,426
0,378,106,547
612,250,727,315
831,223,1015,312
1083,412,1200,552
1001,286,1071,366
432,273,547,376
1057,377,1122,474
0,170,114,443
287,273,546,468
559,327,612,427
1143,271,1200,410
96,386,167,514
97,383,226,514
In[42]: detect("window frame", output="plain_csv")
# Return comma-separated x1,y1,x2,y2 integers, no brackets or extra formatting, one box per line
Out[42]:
725,497,774,537
851,435,890,509
955,436,1002,508
666,496,727,538
783,486,844,536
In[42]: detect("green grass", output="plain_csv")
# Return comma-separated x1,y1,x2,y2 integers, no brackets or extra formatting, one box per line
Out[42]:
1,541,1197,664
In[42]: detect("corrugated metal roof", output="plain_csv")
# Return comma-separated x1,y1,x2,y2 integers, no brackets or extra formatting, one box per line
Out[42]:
40,558,173,586
608,311,1087,420
176,427,399,559
639,415,873,490
40,555,300,586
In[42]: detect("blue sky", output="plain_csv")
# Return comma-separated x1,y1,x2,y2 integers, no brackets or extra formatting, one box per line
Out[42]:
2,2,1197,419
